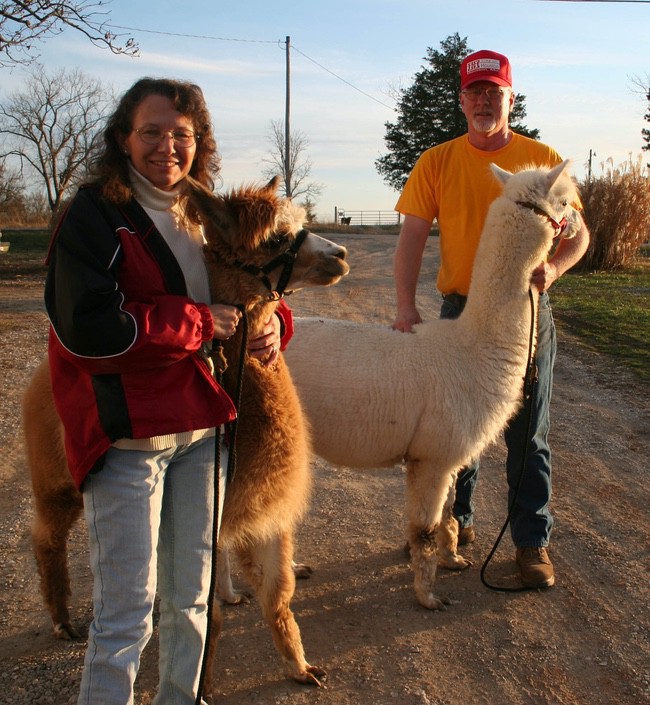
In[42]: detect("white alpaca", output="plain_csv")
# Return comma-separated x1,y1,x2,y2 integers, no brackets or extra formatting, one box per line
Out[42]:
283,161,580,610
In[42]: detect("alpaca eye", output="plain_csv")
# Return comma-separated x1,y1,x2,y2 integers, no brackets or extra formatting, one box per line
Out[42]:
267,234,286,250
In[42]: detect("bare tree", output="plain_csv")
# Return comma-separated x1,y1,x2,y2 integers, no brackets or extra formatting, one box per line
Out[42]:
630,74,650,167
0,0,138,66
261,119,322,206
0,160,48,226
0,158,22,210
0,66,113,211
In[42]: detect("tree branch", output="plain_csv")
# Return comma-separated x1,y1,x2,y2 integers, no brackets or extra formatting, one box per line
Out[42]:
0,1,139,66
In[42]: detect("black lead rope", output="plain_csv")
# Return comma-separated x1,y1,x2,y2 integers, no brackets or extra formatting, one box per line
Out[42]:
224,306,249,483
195,307,249,704
195,427,222,705
479,288,538,593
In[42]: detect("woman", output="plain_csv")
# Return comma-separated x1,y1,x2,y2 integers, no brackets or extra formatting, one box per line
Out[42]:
45,77,293,705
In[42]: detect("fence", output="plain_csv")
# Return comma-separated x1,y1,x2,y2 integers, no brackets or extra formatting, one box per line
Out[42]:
334,207,401,226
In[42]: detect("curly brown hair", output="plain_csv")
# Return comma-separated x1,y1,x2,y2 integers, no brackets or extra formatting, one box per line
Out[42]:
89,77,221,207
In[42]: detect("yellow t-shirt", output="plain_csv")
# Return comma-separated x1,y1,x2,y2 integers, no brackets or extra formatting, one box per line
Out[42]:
395,133,564,296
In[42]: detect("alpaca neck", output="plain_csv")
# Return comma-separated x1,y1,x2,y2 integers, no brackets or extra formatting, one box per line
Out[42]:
462,255,532,323
462,199,550,328
209,255,280,339
454,199,550,413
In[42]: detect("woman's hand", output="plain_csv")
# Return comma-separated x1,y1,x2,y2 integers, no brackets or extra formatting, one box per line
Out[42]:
248,314,281,367
209,304,242,340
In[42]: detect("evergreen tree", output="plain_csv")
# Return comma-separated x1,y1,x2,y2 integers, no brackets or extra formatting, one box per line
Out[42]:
376,33,540,191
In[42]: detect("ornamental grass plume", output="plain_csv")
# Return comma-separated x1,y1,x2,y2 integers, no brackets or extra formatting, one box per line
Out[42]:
578,154,650,271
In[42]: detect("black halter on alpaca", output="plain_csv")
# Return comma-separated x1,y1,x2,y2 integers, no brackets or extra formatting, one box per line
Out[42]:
208,226,310,376
233,228,309,299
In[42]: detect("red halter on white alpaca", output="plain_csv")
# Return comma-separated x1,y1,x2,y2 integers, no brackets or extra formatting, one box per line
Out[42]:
515,200,569,236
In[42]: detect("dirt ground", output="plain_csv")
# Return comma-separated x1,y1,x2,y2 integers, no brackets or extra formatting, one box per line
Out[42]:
0,230,648,705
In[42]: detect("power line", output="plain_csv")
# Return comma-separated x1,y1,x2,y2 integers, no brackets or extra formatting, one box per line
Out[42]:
534,1,650,3
108,24,278,43
107,24,395,111
290,44,394,111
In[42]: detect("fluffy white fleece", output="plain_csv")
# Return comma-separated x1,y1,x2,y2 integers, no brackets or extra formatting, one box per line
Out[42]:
284,161,580,610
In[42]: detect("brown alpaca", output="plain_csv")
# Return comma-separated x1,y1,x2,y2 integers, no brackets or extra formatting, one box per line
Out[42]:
22,176,349,694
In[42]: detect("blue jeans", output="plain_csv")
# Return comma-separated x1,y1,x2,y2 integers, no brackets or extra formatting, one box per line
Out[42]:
78,435,227,705
441,292,557,548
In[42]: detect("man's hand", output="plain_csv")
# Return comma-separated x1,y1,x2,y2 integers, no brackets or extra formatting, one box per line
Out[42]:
391,308,422,333
530,261,559,292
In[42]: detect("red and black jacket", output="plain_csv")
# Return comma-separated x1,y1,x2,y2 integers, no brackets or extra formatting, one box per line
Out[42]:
45,185,293,489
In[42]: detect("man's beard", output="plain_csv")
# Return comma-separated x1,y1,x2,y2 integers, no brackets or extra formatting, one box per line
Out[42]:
471,115,498,133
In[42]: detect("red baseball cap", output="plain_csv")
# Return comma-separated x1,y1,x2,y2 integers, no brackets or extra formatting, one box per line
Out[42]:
460,50,512,90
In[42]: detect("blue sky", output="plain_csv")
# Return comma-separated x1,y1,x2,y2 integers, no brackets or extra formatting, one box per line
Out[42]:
2,0,648,220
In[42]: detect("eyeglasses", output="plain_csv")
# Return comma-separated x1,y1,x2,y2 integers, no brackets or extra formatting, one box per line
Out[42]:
135,126,198,147
461,87,509,101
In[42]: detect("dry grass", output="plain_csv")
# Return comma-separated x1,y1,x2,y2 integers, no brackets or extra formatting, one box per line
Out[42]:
578,156,650,271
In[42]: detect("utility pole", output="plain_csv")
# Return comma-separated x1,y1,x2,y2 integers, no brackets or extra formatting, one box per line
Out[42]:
588,148,596,181
284,35,292,197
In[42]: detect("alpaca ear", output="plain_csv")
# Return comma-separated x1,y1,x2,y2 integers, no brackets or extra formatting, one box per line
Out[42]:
546,159,571,189
185,175,237,246
490,163,512,185
185,175,216,205
264,175,282,194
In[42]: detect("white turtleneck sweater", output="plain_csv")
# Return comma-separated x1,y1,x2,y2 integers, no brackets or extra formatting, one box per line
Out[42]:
129,165,211,304
112,168,216,451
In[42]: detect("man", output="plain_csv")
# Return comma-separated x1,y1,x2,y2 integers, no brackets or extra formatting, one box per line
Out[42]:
391,49,589,588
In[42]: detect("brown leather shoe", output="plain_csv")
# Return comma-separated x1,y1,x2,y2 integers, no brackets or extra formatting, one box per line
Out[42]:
458,524,476,546
516,547,555,588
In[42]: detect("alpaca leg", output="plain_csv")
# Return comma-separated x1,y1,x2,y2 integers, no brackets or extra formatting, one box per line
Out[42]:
31,487,83,639
436,475,473,571
215,548,311,603
405,460,456,610
23,360,83,638
292,559,313,579
215,546,251,605
236,532,326,686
